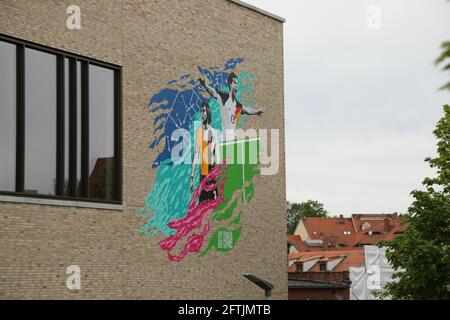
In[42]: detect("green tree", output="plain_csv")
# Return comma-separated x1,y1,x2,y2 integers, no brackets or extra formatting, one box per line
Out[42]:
380,105,450,300
436,41,450,91
287,200,328,235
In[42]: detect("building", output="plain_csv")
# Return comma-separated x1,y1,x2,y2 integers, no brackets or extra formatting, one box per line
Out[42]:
287,213,405,299
288,249,365,273
290,213,405,252
0,0,286,299
288,277,350,300
288,248,364,300
287,244,365,300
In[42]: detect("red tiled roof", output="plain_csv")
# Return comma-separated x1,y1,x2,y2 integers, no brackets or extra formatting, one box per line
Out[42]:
302,217,355,240
288,235,307,253
297,213,405,248
384,223,406,241
289,249,365,272
288,213,406,273
288,235,301,242
352,213,399,233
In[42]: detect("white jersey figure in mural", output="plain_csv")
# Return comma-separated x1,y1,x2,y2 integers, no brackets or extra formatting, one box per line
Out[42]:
198,72,263,141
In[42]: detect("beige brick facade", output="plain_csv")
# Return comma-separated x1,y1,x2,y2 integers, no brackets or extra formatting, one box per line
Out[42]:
0,0,286,299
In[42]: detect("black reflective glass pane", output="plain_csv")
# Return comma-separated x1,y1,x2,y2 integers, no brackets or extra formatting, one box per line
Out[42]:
64,58,70,195
24,48,57,195
88,64,115,201
77,61,82,196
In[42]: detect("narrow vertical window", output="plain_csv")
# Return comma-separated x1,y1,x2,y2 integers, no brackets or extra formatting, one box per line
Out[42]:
24,48,57,195
77,61,82,196
0,41,16,192
64,58,70,195
88,64,116,201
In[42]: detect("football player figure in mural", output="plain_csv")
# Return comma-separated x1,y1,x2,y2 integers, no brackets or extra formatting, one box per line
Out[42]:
198,72,263,141
190,102,220,202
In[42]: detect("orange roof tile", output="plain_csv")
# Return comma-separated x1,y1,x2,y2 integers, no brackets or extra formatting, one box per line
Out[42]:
302,217,355,240
288,235,301,242
296,213,406,249
290,249,365,272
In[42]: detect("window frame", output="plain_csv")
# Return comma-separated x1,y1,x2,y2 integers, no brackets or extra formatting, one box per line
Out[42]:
319,261,327,272
0,33,122,205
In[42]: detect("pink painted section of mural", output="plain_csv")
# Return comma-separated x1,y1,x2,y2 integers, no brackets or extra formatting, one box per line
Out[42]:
159,164,227,261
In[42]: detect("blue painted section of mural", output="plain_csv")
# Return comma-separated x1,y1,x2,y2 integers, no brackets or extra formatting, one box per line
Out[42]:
149,87,205,168
149,59,245,168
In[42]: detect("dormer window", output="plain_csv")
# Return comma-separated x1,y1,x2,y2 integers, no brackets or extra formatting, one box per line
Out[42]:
295,261,303,272
319,261,327,272
362,222,371,230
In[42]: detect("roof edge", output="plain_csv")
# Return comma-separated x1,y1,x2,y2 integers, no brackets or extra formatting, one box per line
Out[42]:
228,0,286,23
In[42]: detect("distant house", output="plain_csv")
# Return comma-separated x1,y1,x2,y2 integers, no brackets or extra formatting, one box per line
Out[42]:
289,213,405,252
288,277,350,300
288,249,365,273
287,213,406,300
288,248,364,300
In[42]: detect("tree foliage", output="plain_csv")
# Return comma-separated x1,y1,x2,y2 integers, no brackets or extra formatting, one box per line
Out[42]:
380,105,450,300
436,41,450,91
287,200,328,235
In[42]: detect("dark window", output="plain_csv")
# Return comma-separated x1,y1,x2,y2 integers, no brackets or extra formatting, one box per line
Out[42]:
24,48,57,195
76,61,82,195
0,41,16,192
0,35,122,203
88,65,116,201
64,58,70,195
319,261,327,272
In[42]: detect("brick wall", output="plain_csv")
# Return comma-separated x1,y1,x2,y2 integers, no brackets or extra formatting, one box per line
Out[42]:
288,288,350,300
0,0,286,299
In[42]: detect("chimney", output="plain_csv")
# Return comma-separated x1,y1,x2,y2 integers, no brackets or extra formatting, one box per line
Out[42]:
323,234,329,250
337,214,345,224
384,217,392,233
392,212,399,222
295,261,303,272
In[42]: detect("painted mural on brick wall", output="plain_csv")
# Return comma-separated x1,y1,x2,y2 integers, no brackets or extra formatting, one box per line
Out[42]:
137,58,264,262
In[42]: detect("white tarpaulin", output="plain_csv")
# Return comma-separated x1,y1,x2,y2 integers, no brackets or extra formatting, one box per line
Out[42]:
350,245,397,300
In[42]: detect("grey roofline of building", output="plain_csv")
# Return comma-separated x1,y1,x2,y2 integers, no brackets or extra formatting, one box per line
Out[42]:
228,0,286,23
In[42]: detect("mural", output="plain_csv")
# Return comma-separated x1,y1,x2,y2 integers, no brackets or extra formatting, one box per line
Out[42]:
137,58,264,262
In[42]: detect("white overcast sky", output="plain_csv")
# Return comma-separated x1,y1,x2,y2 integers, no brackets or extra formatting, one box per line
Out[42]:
243,0,450,216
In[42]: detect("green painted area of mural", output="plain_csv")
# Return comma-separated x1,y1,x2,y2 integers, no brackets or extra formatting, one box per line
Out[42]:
230,211,243,225
214,197,238,222
199,226,243,254
200,138,260,256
